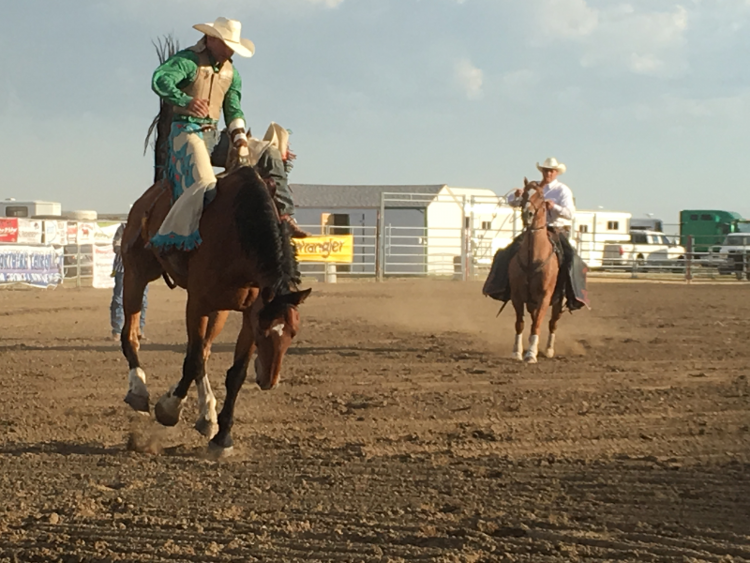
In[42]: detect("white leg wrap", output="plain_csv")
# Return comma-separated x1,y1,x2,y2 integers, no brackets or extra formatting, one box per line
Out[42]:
545,333,556,358
128,368,148,397
196,376,218,425
524,335,539,363
512,334,523,361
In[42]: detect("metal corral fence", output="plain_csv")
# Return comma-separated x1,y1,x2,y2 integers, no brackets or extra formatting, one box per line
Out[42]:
63,244,95,286
296,208,750,283
16,212,747,288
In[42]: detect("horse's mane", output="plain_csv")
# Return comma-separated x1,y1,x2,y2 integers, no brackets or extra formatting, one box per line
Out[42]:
144,35,180,183
232,167,301,294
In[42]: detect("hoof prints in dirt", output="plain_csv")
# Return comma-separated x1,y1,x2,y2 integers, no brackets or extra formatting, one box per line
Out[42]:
1,454,749,562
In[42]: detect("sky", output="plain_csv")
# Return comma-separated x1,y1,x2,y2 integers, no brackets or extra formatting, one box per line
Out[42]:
2,0,750,225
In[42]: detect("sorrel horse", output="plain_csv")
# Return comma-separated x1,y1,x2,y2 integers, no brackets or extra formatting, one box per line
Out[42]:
508,179,563,363
119,39,310,456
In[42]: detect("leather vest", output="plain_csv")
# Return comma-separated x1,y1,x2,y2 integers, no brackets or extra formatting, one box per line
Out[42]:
173,41,234,122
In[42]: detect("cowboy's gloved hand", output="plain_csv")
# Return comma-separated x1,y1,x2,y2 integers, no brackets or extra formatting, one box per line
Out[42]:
231,130,251,166
284,148,296,174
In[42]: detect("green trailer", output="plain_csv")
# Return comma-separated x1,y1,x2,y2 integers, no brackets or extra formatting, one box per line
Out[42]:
680,210,750,254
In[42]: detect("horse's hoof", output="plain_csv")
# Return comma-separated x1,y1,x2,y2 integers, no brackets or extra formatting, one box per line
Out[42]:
194,417,219,439
523,355,538,364
124,392,150,414
207,441,234,460
154,393,183,427
545,348,555,359
512,353,523,361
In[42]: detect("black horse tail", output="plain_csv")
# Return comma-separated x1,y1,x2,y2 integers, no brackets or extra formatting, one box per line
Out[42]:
144,35,179,184
233,168,301,294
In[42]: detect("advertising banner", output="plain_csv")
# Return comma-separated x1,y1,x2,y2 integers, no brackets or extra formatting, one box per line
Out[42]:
92,244,116,289
16,219,43,244
0,245,63,288
0,218,18,243
77,222,97,244
43,220,68,246
293,235,354,263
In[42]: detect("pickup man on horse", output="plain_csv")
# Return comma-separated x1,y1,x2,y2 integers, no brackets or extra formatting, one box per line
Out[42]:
150,17,306,252
483,157,589,311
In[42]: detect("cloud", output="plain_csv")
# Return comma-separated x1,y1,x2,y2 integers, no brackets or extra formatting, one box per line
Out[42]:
536,0,598,39
532,1,690,78
454,58,484,100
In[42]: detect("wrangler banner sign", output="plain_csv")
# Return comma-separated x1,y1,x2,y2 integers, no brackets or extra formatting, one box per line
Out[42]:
293,235,354,263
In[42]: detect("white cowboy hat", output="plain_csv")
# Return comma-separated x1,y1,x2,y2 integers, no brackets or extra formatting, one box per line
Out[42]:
263,122,289,159
536,157,566,174
193,17,255,58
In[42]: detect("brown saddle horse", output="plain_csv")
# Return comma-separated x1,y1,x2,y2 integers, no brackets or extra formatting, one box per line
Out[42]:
508,179,563,363
119,39,310,457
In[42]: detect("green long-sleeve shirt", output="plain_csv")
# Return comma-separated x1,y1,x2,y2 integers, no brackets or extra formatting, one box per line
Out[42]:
152,47,245,126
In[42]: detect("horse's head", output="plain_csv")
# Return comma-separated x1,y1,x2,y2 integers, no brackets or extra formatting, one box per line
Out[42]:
252,286,312,390
521,178,546,230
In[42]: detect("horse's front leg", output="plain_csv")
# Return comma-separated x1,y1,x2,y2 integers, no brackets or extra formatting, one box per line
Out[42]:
210,308,256,457
155,298,208,427
525,293,553,364
194,311,230,439
122,270,150,414
545,299,564,359
512,298,525,362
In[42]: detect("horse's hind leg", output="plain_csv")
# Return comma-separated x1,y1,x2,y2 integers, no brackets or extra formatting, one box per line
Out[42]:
210,307,257,457
194,311,229,439
122,270,150,414
545,299,564,359
155,298,208,427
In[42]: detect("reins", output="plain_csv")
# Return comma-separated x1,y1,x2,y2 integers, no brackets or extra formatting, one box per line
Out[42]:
517,188,557,275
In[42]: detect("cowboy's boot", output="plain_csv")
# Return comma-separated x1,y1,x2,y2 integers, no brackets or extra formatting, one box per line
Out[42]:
281,215,310,239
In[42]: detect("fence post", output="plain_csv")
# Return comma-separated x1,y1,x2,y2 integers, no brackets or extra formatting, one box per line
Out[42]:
375,204,384,282
685,236,693,283
460,198,468,281
76,244,82,288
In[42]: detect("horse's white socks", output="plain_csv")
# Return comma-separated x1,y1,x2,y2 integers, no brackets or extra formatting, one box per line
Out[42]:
546,333,556,358
196,376,218,425
524,335,539,363
513,334,523,360
128,368,148,397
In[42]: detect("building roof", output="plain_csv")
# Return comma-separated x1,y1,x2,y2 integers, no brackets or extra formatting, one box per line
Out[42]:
290,184,447,209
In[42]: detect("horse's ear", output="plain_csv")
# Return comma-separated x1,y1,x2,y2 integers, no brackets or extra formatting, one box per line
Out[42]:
523,177,528,187
261,287,275,304
287,288,312,307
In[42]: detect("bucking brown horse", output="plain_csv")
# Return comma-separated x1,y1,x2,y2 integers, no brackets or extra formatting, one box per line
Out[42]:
508,179,563,363
119,39,310,456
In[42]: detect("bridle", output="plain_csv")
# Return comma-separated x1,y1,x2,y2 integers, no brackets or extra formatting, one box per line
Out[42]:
518,185,556,274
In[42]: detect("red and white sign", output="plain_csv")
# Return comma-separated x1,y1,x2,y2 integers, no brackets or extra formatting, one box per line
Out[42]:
77,222,96,244
0,218,18,243
66,222,78,244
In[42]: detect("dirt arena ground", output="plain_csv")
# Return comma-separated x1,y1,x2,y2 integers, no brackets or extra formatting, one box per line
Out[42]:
0,279,748,562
